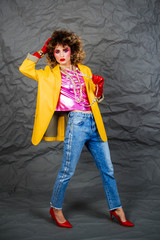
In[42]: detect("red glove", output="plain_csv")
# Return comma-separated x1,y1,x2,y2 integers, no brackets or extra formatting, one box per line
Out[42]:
92,74,104,98
33,38,51,59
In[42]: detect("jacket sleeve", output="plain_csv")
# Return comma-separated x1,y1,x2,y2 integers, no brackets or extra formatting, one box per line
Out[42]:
19,53,43,81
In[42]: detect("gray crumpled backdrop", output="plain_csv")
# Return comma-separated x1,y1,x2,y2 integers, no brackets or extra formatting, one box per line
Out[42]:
0,0,160,240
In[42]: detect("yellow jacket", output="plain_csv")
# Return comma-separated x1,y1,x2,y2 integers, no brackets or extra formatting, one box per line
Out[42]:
19,56,107,145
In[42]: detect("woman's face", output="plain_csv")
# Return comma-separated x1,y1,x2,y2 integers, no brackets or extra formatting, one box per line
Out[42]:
54,44,71,67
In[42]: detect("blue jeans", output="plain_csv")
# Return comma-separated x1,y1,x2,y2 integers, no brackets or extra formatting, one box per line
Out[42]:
50,112,122,210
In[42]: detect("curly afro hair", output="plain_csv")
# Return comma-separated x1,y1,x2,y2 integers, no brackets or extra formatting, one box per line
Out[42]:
46,30,85,68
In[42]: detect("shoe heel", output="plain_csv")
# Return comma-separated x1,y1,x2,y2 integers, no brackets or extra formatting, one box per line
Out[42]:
109,210,134,227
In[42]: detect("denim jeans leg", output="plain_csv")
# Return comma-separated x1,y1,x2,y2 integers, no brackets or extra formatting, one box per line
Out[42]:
86,133,122,210
50,115,86,209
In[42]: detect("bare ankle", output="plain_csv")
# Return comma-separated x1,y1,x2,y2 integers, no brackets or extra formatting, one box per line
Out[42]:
53,208,62,213
52,208,66,222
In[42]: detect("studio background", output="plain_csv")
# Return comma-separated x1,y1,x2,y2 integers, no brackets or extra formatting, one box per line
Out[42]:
0,0,160,239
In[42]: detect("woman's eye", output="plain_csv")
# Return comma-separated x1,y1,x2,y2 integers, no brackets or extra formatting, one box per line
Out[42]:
64,49,69,53
55,50,60,54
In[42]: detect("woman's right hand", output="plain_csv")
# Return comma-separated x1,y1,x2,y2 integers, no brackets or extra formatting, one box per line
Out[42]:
41,38,51,54
33,37,51,59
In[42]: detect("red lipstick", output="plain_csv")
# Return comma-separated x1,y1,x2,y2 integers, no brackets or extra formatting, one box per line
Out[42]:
60,58,65,61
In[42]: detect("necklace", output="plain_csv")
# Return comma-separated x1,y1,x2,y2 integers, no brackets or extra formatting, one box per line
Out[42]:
60,66,99,107
60,65,92,79
61,66,84,103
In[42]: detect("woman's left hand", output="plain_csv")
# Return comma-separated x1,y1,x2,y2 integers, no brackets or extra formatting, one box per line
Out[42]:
92,74,104,98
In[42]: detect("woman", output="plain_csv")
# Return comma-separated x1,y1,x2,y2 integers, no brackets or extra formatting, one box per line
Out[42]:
19,30,134,228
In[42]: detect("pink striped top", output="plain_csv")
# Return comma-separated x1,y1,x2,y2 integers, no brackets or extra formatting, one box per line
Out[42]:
56,67,91,111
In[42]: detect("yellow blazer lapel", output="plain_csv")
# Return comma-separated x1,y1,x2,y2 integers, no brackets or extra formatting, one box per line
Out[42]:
51,64,62,110
77,64,95,104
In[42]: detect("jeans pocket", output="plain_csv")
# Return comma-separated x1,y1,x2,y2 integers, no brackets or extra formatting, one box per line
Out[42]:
71,116,86,125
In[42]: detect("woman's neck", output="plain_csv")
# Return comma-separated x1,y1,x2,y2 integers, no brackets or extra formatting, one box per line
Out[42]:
60,64,73,71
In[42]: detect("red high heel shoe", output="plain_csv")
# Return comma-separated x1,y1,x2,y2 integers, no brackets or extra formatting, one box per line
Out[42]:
50,207,72,228
110,210,134,227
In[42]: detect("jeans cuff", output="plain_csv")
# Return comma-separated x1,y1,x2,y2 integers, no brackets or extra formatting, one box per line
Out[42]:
50,202,62,210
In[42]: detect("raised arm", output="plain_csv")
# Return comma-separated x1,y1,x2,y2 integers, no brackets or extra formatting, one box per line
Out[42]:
19,38,51,81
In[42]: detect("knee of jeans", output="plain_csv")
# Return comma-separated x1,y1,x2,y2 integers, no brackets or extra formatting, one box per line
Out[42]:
66,168,75,179
108,168,114,177
102,164,114,177
59,167,75,181
108,163,114,174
